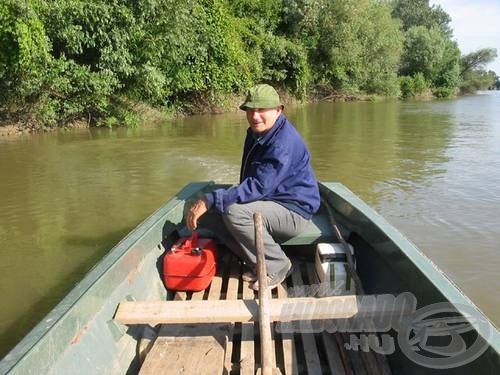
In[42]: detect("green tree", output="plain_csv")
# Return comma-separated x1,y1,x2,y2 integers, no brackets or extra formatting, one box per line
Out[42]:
1,0,128,127
2,0,259,125
2,0,488,130
259,34,310,98
400,26,460,97
40,0,136,77
227,0,311,98
126,0,254,108
460,70,497,93
295,0,403,95
431,37,460,97
460,48,497,76
391,0,452,36
0,0,51,117
392,0,461,97
459,49,497,93
229,0,283,33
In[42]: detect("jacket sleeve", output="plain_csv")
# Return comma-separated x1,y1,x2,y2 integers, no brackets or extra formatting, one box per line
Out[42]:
205,144,291,213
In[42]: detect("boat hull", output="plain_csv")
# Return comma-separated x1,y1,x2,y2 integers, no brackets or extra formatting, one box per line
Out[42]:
0,181,498,374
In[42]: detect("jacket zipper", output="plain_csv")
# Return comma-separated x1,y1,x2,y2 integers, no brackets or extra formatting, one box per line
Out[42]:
241,142,259,182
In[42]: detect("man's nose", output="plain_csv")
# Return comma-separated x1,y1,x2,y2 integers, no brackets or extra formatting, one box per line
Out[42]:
250,110,261,120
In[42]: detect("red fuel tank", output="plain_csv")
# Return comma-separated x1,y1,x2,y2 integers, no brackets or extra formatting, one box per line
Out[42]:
163,232,217,291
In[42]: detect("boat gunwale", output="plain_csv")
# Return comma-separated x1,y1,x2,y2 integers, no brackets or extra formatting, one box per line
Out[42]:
320,182,500,353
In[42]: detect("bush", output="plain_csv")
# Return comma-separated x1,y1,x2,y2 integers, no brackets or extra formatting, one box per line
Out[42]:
260,35,310,99
460,69,496,93
399,76,413,98
432,86,455,98
0,1,51,114
0,0,123,127
413,72,428,93
399,72,428,98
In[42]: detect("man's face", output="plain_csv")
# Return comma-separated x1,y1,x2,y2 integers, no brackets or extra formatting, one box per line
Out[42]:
246,107,282,136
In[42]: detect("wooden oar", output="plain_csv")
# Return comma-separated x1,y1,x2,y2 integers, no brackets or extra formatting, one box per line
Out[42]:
254,213,281,375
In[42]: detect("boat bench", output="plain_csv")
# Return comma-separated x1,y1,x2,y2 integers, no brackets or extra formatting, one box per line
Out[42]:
283,212,336,245
190,212,337,247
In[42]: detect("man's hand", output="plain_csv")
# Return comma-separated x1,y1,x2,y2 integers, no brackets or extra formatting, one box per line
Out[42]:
186,198,208,230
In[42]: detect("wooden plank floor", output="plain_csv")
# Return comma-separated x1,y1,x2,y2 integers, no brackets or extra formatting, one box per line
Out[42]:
140,252,387,374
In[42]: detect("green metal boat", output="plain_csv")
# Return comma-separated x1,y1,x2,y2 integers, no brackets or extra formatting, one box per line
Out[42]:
0,182,498,374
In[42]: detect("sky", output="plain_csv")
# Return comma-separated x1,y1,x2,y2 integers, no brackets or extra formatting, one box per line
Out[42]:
431,0,500,74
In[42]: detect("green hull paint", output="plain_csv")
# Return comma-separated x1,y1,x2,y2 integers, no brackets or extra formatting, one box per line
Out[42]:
1,182,498,374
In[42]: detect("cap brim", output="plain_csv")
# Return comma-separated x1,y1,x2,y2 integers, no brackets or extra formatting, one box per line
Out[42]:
239,103,283,111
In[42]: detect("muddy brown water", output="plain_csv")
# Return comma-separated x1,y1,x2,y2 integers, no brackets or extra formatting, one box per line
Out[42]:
1,91,499,357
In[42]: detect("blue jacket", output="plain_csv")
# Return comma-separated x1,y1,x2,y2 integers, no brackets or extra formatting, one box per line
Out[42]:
205,114,320,219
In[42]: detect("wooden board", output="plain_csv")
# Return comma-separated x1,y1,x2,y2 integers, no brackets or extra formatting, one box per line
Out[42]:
223,255,240,375
276,284,298,375
138,324,229,374
303,262,348,375
116,292,411,325
240,277,256,375
291,265,322,374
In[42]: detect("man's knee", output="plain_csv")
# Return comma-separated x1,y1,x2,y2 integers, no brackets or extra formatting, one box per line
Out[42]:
223,203,253,227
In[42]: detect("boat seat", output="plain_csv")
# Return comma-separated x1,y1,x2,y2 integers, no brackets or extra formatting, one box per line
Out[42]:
180,212,336,246
282,212,336,245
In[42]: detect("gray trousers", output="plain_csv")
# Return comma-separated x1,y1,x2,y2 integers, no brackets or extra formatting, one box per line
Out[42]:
199,201,310,275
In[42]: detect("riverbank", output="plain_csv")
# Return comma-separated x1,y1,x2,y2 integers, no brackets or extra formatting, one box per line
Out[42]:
1,84,457,138
0,101,166,137
0,90,378,137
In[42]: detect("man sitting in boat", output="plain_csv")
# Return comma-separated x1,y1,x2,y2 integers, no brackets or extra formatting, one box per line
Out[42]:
186,84,320,290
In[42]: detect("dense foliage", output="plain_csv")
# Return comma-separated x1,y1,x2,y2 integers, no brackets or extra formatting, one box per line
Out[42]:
0,0,497,129
459,48,498,93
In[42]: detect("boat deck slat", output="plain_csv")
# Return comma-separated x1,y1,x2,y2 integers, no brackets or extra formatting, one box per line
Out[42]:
240,276,256,374
226,257,247,374
303,263,347,375
140,251,387,374
276,284,299,375
290,269,322,374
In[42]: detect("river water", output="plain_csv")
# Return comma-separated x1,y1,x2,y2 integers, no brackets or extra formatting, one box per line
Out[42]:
1,91,499,357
